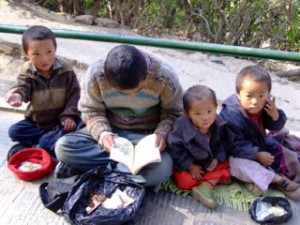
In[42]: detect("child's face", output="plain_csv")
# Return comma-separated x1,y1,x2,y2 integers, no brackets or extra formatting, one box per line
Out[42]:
237,77,270,114
25,39,56,76
185,96,217,134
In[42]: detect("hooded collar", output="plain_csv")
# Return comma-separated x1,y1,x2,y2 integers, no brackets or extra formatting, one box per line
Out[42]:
27,58,62,77
222,94,249,118
180,114,226,142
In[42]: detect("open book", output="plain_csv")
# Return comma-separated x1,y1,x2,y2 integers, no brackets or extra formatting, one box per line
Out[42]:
110,134,161,175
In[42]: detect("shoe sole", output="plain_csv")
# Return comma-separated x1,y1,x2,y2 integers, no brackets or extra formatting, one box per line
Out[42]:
54,162,80,179
192,188,216,209
7,143,31,161
284,183,300,201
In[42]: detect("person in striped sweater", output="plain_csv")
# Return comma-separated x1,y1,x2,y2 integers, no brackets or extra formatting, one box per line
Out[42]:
54,44,183,190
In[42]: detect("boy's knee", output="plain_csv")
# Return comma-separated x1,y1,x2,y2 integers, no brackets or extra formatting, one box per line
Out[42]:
54,135,69,160
8,124,18,139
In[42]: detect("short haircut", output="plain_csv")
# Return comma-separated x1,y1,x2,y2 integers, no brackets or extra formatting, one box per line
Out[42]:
104,45,147,89
236,65,272,93
22,25,57,54
183,85,217,112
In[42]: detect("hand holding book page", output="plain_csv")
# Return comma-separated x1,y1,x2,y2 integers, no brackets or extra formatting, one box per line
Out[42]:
110,134,161,175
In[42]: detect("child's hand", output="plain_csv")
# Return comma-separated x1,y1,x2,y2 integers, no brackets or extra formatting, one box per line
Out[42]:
264,96,279,121
5,93,22,107
255,151,274,166
206,158,218,172
188,164,204,181
62,117,76,132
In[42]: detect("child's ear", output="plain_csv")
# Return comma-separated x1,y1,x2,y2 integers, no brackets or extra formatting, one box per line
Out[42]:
236,92,241,100
183,110,188,116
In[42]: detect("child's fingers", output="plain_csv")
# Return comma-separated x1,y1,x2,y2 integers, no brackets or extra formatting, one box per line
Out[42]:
11,101,22,107
266,97,276,108
271,96,276,103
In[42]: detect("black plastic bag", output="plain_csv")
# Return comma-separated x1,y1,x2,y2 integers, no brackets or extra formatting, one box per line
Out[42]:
40,176,79,213
62,167,145,225
249,196,292,225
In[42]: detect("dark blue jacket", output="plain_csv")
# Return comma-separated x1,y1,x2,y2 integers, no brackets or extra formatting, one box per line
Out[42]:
167,114,229,171
219,94,287,160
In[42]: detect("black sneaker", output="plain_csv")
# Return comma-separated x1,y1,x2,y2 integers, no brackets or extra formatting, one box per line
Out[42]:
54,161,81,179
7,143,31,161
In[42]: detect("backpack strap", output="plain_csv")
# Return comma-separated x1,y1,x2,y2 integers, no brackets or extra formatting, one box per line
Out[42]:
39,176,78,213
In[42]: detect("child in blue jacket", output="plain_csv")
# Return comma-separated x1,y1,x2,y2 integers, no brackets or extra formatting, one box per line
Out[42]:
220,65,300,201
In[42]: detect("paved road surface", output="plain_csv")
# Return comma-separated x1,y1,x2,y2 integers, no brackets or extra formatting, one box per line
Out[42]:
0,111,300,224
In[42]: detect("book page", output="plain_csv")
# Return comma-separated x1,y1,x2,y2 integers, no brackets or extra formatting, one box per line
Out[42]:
110,137,134,172
132,134,161,174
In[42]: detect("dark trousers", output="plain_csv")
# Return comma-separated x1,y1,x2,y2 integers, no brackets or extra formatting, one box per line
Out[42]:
8,118,84,154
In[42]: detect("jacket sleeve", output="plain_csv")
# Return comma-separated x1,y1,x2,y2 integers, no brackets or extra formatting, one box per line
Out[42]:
167,120,193,171
210,120,230,162
212,138,228,163
264,108,287,131
6,73,32,103
79,61,112,142
220,108,260,159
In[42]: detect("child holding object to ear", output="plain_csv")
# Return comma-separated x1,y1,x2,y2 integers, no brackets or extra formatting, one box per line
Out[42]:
220,65,300,201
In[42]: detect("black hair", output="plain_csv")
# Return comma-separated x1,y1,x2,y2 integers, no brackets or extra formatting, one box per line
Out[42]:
236,65,272,93
22,25,57,54
104,45,147,89
183,85,217,112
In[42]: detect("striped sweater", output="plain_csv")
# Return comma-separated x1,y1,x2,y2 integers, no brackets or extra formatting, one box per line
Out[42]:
79,52,183,142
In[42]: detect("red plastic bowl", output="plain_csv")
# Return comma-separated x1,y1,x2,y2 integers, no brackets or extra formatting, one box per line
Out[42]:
8,148,54,181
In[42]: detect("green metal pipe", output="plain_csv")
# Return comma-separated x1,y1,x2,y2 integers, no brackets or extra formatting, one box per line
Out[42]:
1,24,300,62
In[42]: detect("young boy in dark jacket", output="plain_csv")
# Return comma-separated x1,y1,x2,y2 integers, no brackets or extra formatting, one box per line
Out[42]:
220,65,300,201
5,25,82,158
167,85,231,209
